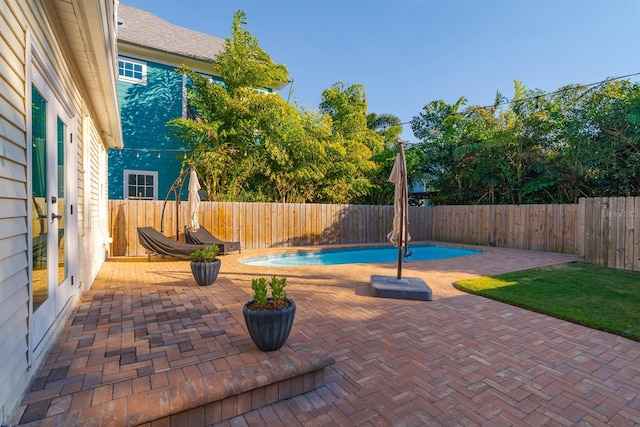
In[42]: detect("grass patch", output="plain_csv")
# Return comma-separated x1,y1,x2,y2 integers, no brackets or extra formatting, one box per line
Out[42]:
455,262,640,341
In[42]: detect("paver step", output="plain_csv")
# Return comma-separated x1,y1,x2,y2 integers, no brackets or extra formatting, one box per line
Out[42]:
18,350,333,426
159,351,333,426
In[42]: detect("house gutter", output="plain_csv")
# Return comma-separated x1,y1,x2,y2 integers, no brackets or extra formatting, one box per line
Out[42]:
66,0,124,149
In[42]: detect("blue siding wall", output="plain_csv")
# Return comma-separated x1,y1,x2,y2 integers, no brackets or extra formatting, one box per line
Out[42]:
109,58,188,200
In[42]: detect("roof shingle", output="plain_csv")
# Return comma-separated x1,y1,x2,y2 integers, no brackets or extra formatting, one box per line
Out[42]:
117,3,225,62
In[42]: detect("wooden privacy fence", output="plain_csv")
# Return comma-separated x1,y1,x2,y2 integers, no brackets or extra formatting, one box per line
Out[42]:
431,203,578,254
108,197,640,272
578,196,640,271
108,200,433,257
429,197,640,270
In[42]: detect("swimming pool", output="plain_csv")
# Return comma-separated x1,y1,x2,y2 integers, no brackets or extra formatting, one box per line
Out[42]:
240,244,481,267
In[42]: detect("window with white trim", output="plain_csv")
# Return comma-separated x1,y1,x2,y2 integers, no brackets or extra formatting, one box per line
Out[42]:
118,57,147,84
124,170,157,199
252,87,270,95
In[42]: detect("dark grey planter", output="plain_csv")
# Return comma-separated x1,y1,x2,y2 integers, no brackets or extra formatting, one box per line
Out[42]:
190,259,221,286
242,298,296,351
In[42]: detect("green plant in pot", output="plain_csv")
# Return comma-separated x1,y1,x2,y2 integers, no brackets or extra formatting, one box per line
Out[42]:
190,245,221,286
243,275,296,351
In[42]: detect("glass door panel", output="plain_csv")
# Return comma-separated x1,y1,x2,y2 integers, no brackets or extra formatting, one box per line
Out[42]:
57,117,67,286
31,86,48,311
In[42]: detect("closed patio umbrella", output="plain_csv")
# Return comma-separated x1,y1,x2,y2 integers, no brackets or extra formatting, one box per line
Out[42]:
187,169,201,231
372,138,431,300
387,139,410,279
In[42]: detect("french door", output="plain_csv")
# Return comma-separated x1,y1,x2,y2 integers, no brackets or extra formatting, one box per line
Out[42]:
30,66,76,349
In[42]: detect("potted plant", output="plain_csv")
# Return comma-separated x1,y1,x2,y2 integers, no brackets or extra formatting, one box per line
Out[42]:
190,244,221,286
243,275,296,351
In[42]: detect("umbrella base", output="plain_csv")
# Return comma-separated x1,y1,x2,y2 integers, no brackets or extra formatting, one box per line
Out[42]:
369,275,432,301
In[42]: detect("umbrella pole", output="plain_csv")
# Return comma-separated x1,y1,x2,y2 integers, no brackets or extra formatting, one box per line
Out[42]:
397,197,403,279
404,187,410,257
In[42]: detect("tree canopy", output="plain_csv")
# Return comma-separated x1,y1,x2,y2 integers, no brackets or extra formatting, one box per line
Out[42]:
411,79,640,204
167,11,402,204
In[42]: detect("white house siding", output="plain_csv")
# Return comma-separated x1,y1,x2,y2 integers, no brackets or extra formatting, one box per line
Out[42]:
0,0,120,423
0,1,33,422
79,117,110,291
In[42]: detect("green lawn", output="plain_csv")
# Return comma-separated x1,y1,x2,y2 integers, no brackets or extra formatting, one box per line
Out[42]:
455,262,640,341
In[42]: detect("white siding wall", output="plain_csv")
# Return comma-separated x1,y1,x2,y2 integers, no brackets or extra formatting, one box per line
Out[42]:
0,1,32,422
79,117,110,291
0,1,113,423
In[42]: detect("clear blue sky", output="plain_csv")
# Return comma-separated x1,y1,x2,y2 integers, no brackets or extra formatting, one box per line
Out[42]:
121,0,640,142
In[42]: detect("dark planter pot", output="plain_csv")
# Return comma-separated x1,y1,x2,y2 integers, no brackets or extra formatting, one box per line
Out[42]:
190,259,221,286
243,298,296,351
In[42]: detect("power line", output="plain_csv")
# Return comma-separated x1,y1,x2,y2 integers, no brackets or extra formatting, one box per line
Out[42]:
402,71,640,127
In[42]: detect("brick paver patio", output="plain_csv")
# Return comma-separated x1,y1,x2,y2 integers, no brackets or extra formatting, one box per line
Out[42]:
11,243,640,426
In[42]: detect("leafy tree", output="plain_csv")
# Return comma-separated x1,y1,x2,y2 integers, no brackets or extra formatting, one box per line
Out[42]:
168,11,393,204
168,10,298,201
316,82,383,203
571,80,640,197
360,113,403,205
411,78,640,204
411,96,481,204
211,11,289,96
250,94,330,203
168,69,258,201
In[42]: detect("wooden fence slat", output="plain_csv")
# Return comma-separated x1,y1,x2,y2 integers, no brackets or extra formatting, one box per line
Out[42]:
475,206,483,245
308,202,315,244
533,204,540,251
586,198,597,264
592,197,600,264
517,205,523,250
270,203,279,247
593,198,604,266
498,205,506,247
578,198,586,262
634,198,640,272
624,196,635,270
558,204,566,253
616,197,626,270
584,198,593,264
607,197,617,268
545,205,552,252
581,198,590,263
547,205,555,252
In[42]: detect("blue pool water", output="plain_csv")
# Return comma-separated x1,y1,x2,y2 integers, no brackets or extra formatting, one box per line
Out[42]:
240,244,481,267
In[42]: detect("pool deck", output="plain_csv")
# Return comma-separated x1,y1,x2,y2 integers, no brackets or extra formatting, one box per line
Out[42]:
11,242,640,426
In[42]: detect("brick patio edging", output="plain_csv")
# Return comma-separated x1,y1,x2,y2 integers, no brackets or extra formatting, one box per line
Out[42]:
28,350,334,426
157,359,330,426
143,350,334,426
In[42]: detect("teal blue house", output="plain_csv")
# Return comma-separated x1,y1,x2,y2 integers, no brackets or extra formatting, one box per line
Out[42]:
111,4,226,201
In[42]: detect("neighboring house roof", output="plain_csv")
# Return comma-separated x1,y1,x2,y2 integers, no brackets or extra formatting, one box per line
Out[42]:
117,3,225,62
117,4,289,90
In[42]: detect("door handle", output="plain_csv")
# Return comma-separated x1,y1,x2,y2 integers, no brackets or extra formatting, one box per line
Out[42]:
51,212,62,223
